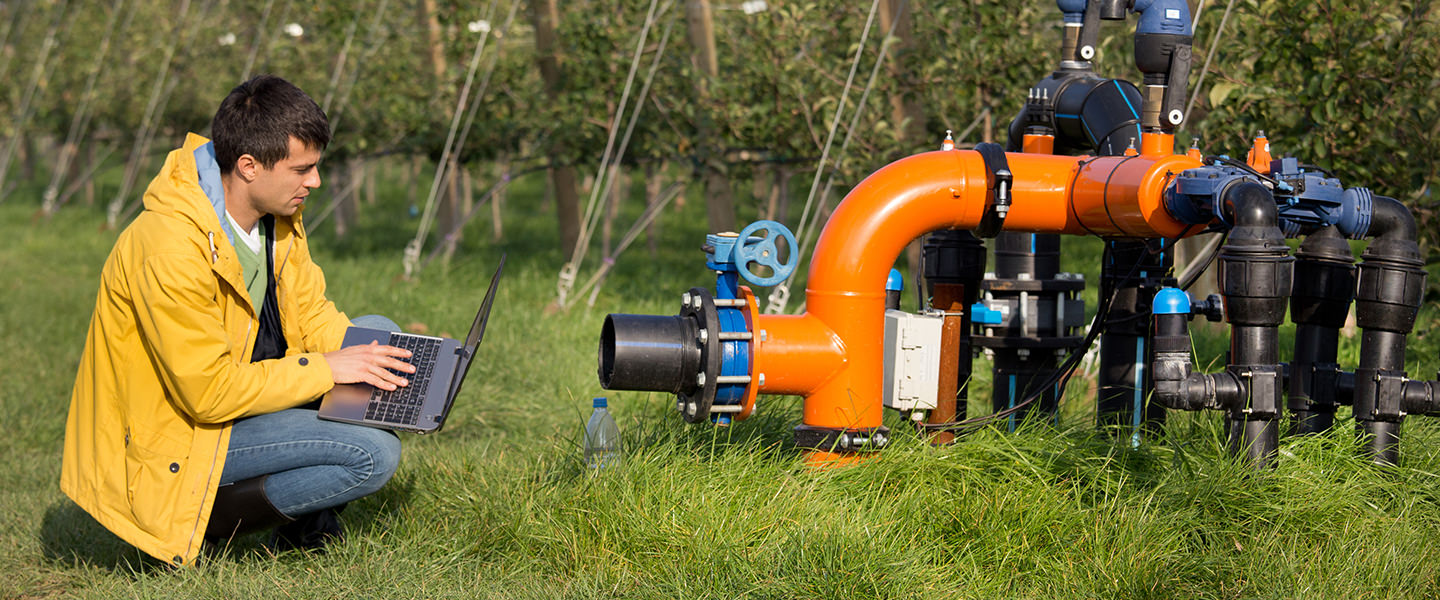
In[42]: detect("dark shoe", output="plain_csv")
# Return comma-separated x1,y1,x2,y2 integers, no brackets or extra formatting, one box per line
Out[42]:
267,505,345,553
205,475,294,544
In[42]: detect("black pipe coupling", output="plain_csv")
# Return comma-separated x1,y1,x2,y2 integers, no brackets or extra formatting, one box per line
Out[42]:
1403,380,1440,415
1216,181,1293,328
1290,228,1357,327
1231,366,1283,421
1354,244,1428,334
1353,369,1410,423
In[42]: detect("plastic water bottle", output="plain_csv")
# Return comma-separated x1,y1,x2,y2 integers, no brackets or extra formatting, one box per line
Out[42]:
584,397,623,468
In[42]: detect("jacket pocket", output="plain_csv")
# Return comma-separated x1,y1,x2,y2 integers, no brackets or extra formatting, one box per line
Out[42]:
124,423,191,535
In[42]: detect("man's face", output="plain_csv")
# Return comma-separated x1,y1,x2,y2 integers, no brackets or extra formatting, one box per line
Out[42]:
250,136,322,217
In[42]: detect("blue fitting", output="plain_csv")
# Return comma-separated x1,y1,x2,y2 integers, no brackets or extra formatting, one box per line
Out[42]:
1132,0,1192,36
1152,287,1191,315
1338,187,1373,239
886,268,904,292
971,302,1003,325
1057,0,1088,22
1167,166,1251,226
705,233,741,271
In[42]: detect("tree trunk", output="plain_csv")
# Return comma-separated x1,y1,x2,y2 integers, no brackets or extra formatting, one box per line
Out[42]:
406,155,422,216
364,158,377,206
645,161,665,257
878,0,928,146
532,0,581,257
686,0,734,234
437,158,464,261
775,166,792,224
419,0,464,259
332,159,351,237
602,164,626,257
83,143,96,206
491,154,508,241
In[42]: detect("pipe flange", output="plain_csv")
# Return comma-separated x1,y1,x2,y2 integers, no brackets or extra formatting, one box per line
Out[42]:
793,424,891,453
978,279,1086,293
677,287,722,423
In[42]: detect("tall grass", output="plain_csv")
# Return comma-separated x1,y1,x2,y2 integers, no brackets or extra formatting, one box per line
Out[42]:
2,165,1439,599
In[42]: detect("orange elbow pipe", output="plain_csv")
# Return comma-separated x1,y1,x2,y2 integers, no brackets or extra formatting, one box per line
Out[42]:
755,147,1202,435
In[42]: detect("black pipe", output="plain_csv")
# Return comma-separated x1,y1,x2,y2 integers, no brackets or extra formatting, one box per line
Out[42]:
1287,226,1355,434
995,232,1060,280
1097,239,1173,434
1216,181,1293,467
984,233,1075,426
598,314,702,394
1351,195,1427,465
1006,76,1144,157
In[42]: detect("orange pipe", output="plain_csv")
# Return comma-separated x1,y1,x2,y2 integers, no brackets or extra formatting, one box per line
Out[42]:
751,312,845,397
1022,133,1055,154
1140,132,1174,157
748,148,1203,440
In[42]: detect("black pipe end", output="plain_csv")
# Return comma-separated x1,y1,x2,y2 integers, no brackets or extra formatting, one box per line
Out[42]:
1358,420,1403,466
598,313,701,394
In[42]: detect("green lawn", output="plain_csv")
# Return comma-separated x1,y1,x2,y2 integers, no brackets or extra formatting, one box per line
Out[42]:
3,168,1440,599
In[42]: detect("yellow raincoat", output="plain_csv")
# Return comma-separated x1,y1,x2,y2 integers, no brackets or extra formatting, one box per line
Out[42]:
61,133,352,566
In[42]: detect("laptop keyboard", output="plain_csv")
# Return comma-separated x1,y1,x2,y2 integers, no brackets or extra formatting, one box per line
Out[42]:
364,333,441,426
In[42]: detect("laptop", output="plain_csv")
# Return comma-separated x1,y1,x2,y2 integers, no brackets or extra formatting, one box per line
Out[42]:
319,254,505,434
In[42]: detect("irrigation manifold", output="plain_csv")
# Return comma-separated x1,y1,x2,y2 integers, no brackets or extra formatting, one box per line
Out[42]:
598,0,1435,468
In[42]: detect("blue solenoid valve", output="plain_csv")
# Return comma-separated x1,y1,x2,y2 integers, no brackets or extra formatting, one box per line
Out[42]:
1166,157,1375,238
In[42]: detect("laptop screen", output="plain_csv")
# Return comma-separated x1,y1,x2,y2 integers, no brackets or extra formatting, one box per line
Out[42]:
448,254,505,401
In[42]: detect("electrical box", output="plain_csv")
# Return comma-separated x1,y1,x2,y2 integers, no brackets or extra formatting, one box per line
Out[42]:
882,309,944,412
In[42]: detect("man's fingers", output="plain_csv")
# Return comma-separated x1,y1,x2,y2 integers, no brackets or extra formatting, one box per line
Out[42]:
366,365,407,391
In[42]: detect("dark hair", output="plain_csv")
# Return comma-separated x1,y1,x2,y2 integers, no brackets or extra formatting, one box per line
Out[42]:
211,75,331,175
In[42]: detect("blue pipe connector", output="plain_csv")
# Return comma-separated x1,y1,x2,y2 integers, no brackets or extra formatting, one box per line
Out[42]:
1057,0,1088,23
1152,287,1191,315
886,268,904,292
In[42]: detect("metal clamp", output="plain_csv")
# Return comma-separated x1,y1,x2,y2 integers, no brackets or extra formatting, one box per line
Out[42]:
973,142,1012,238
793,424,891,452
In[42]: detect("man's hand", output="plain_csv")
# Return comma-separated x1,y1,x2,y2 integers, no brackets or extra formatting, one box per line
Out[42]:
323,342,415,391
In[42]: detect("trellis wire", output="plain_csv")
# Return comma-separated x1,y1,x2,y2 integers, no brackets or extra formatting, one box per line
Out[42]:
557,0,671,306
764,0,883,314
402,0,504,280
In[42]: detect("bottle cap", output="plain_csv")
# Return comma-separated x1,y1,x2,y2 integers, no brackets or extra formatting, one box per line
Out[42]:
593,397,608,408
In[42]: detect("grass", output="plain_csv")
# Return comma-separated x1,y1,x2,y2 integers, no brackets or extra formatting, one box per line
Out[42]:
2,162,1440,599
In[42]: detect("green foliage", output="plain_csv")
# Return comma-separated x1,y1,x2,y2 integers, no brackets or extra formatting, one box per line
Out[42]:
1189,0,1440,251
4,0,1437,253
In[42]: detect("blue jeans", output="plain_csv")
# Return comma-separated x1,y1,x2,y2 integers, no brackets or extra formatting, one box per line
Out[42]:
218,315,403,517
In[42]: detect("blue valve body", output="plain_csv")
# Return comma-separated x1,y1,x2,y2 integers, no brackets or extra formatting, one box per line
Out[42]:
971,302,1004,325
1132,0,1192,36
1057,0,1088,23
1166,161,1374,239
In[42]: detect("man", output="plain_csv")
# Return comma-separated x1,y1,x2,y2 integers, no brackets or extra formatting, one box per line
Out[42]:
62,75,414,566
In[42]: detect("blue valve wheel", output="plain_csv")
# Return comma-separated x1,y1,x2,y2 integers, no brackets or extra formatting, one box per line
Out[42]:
732,220,798,287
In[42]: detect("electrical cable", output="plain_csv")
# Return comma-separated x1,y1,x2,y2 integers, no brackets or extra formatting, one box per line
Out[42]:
1178,230,1227,291
1206,155,1279,186
1298,163,1337,178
